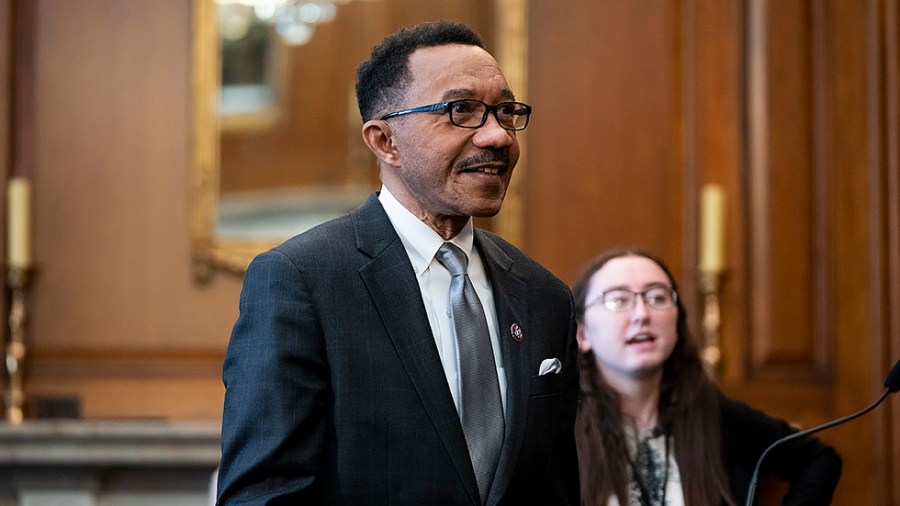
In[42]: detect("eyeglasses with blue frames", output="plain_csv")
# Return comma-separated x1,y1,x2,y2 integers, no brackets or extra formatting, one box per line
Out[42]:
379,99,532,131
586,286,678,312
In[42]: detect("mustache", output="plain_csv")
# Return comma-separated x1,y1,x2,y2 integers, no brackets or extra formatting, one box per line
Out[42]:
457,150,511,171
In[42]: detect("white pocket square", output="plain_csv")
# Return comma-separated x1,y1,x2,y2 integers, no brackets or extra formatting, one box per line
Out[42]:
538,358,562,376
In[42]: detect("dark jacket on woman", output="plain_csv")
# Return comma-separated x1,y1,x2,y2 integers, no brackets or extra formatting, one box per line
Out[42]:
720,394,842,505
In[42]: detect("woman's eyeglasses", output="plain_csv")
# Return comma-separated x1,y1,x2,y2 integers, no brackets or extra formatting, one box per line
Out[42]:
586,287,678,312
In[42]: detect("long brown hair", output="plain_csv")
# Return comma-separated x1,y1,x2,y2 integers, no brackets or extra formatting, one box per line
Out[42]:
572,249,735,505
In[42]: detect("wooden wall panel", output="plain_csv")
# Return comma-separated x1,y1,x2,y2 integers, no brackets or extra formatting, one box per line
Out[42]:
742,0,876,501
853,0,900,502
12,0,243,421
884,2,900,502
526,0,683,285
745,0,827,375
26,351,224,420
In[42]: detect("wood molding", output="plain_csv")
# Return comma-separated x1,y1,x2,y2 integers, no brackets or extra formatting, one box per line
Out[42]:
27,348,225,378
24,349,226,421
744,0,831,379
870,0,900,501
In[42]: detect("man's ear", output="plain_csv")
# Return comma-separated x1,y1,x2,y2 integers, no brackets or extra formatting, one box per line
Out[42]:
361,120,400,165
576,325,592,353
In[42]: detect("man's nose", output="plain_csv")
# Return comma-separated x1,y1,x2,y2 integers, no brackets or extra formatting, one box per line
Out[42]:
472,112,515,149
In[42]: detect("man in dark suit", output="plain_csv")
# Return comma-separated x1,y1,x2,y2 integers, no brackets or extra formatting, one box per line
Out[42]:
217,20,580,505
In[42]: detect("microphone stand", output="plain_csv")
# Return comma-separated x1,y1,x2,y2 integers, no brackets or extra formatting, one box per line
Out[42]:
744,387,891,506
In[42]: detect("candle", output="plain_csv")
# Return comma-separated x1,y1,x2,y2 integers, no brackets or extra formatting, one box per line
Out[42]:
7,177,32,269
699,184,725,272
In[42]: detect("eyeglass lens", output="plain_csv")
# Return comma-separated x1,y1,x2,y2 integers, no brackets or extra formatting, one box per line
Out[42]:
448,100,530,130
600,287,676,311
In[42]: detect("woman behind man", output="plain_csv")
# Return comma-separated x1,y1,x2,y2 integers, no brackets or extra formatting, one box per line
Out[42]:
573,249,841,505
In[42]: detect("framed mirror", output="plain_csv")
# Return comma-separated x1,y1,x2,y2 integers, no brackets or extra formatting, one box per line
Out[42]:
192,0,526,281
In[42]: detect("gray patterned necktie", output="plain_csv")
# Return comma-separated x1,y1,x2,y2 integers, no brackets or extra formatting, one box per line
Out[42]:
435,242,505,504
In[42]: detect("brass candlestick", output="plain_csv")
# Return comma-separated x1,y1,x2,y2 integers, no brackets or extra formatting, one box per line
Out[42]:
5,267,29,424
699,270,722,379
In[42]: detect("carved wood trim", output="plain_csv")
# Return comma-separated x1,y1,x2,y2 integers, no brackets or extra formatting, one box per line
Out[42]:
744,0,831,379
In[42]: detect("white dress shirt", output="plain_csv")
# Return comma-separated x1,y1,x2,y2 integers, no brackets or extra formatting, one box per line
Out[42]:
378,186,507,415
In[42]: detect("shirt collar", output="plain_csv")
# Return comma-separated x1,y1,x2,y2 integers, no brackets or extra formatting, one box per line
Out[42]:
378,186,475,276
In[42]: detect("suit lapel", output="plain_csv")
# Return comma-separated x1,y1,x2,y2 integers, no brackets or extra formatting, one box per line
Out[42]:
474,231,531,506
353,195,481,505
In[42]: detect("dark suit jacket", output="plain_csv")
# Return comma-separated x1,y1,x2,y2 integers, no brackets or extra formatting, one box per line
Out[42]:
217,193,580,505
721,393,842,505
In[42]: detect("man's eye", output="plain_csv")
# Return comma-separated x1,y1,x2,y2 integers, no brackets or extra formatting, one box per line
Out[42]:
496,104,514,116
451,102,477,114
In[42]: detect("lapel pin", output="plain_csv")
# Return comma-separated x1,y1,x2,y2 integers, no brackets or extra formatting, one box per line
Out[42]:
510,323,523,343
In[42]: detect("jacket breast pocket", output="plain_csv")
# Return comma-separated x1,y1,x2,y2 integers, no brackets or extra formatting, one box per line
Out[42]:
529,373,561,397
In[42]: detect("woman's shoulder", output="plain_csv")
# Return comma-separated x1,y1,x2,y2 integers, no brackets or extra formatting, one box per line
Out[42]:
717,391,797,442
716,390,842,505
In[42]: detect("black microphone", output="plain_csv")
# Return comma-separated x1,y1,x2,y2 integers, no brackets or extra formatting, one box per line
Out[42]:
744,358,900,506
